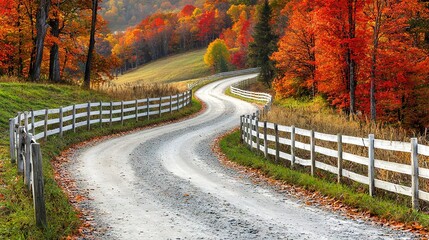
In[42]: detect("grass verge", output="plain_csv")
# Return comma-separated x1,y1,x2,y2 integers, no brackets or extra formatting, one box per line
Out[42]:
0,81,201,239
220,130,429,229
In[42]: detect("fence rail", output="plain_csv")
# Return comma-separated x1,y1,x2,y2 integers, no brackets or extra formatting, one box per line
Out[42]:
230,79,429,210
229,77,272,116
9,89,192,226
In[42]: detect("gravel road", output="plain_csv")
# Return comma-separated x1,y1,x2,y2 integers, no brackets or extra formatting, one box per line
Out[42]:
70,74,417,239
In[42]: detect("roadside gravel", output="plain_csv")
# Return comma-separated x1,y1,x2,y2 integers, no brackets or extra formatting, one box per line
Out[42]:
69,74,417,239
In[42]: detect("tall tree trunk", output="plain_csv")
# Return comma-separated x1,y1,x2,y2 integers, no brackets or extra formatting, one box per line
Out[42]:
348,0,357,116
83,0,98,89
31,0,51,82
49,16,61,83
16,1,23,77
370,1,383,122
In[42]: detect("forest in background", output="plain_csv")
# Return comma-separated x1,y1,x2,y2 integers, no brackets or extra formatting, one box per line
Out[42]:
0,0,429,130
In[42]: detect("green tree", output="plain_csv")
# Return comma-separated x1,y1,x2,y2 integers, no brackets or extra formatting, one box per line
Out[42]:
204,38,230,72
248,0,277,86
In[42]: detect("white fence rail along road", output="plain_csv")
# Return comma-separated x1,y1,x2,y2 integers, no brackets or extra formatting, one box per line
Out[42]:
8,89,193,226
230,79,429,211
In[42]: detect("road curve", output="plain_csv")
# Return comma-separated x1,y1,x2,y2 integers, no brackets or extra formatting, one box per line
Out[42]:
71,74,415,239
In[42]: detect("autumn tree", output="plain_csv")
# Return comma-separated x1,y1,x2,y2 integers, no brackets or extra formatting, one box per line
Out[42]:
204,38,230,72
248,0,276,86
272,0,318,98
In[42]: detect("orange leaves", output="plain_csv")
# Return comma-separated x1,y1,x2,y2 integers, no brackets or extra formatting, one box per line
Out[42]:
272,0,429,126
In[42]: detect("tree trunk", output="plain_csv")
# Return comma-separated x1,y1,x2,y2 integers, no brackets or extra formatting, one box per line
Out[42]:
31,0,51,82
49,16,61,83
370,1,382,122
83,0,98,89
348,0,357,116
16,2,23,77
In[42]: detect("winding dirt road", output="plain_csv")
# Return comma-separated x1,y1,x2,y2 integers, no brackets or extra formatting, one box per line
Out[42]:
70,74,416,239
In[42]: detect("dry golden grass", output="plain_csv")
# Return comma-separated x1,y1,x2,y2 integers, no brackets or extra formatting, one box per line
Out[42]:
93,82,186,100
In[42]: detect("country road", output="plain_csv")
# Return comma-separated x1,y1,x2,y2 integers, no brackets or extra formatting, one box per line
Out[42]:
70,74,416,239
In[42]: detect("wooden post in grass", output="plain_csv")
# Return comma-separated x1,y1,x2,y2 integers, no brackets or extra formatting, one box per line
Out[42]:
274,123,279,163
176,93,180,111
44,109,48,141
240,116,243,143
24,133,32,189
368,134,375,197
9,118,16,163
99,101,103,127
159,97,162,118
59,107,63,137
291,126,296,166
31,143,46,228
170,96,173,114
189,89,193,106
135,100,139,121
109,102,113,127
72,105,76,133
87,101,91,131
24,112,28,135
264,121,268,158
31,110,35,135
146,98,150,120
337,134,343,183
411,138,419,210
256,119,260,151
310,130,315,177
121,101,124,125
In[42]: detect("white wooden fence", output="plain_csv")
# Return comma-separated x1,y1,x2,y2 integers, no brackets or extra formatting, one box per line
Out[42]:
230,77,272,116
187,68,260,89
8,89,192,226
230,79,429,210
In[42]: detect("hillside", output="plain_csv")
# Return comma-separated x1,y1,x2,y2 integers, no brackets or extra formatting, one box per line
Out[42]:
101,0,204,31
114,49,210,85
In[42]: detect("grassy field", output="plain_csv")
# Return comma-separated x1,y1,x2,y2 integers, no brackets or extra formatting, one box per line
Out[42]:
114,49,211,85
0,82,201,239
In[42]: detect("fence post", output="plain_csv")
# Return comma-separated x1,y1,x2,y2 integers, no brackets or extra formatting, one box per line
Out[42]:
311,130,315,177
99,101,103,127
9,118,16,163
31,110,35,135
24,112,28,135
135,100,139,122
170,96,173,114
159,97,162,117
24,133,32,189
147,98,150,120
337,134,343,183
121,101,124,125
411,138,419,210
31,143,46,228
17,127,24,173
44,109,48,141
59,107,63,137
247,115,252,149
87,101,91,131
189,89,193,106
72,105,76,133
368,134,375,197
240,116,243,143
274,123,279,163
264,121,268,158
109,102,113,126
291,126,296,167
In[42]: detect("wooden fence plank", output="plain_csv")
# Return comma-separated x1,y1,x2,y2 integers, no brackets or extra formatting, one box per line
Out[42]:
337,134,343,183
